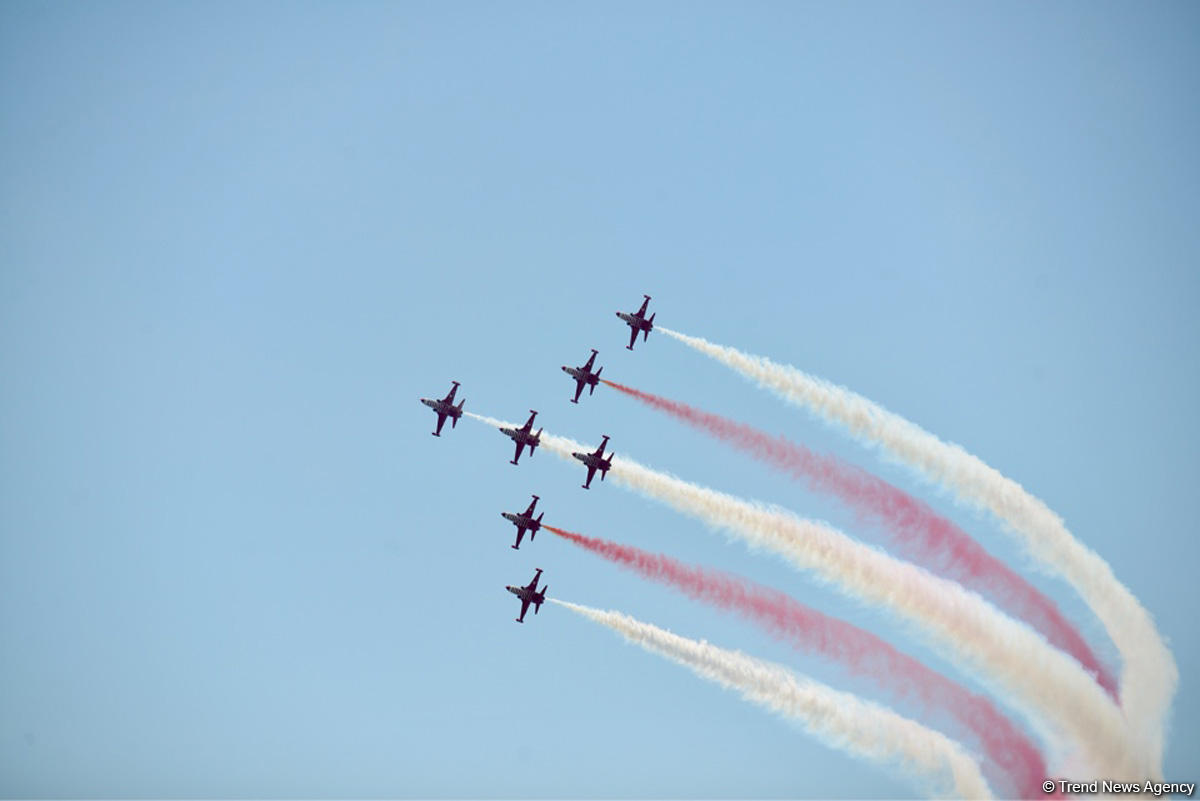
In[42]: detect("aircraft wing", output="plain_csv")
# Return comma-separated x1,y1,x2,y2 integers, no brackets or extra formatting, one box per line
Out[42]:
433,411,448,436
512,527,526,550
516,596,531,623
637,296,650,316
523,497,538,515
512,441,527,464
583,350,597,371
626,326,638,350
442,383,458,403
572,378,586,403
521,411,537,432
583,464,598,488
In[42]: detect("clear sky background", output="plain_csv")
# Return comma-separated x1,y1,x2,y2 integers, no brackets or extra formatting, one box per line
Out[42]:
2,2,1197,798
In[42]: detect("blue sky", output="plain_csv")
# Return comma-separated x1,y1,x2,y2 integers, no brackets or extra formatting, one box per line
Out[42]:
2,2,1197,797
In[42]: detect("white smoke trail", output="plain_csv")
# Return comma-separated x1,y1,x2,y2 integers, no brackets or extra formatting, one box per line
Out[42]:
553,600,994,799
657,326,1175,774
464,411,1133,777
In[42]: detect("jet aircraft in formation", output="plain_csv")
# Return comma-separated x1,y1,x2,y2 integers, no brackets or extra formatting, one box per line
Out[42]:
499,410,542,465
572,435,613,489
616,294,655,350
419,381,465,436
502,495,544,550
562,349,603,404
506,568,548,623
424,295,655,623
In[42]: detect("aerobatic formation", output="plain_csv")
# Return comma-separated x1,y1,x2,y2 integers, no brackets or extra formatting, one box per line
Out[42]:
419,294,1177,798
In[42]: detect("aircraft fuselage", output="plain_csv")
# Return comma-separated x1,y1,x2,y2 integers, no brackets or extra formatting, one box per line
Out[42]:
502,428,539,448
561,365,594,382
502,511,539,530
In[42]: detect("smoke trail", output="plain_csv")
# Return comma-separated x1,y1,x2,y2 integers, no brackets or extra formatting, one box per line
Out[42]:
462,411,1133,777
547,525,1042,796
600,378,1116,699
656,326,1175,773
553,600,995,799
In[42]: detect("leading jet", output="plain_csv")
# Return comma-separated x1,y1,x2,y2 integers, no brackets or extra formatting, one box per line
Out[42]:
502,494,544,550
499,410,542,465
616,294,655,350
506,568,548,623
419,381,465,436
561,348,603,404
572,434,613,489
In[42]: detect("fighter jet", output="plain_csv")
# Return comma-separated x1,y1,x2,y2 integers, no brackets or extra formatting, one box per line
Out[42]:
502,495,544,550
616,295,655,350
499,410,542,465
572,434,613,489
506,568,547,623
419,381,465,436
561,349,603,404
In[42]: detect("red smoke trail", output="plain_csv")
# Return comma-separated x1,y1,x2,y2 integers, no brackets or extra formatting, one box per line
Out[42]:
546,525,1052,798
600,378,1116,699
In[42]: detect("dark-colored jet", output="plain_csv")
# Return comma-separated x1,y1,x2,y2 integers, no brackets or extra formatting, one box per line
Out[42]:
572,434,613,489
499,410,543,465
502,494,544,550
561,349,603,404
506,568,547,623
616,294,655,350
420,381,465,436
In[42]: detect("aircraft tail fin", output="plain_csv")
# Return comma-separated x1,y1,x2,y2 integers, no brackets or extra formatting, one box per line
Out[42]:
536,511,544,524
